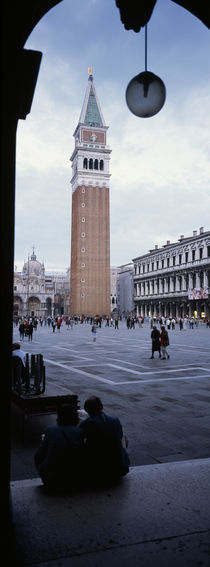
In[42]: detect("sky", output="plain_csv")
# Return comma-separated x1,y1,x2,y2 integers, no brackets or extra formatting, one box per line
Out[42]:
14,0,210,272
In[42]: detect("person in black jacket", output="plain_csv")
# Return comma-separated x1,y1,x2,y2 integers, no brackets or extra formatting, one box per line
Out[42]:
80,396,130,487
150,326,161,358
34,404,83,490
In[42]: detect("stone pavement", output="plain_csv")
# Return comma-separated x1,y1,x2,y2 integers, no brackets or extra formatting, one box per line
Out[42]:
11,320,210,565
11,320,210,478
11,459,210,566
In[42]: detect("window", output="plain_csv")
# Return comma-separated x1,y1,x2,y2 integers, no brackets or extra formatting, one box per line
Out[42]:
94,159,98,170
173,256,175,266
83,158,88,169
81,203,85,208
156,261,159,270
81,278,85,283
167,258,170,268
81,232,85,237
89,158,93,169
100,159,104,171
82,188,85,194
208,246,210,258
162,259,164,269
185,252,188,263
81,217,85,223
81,292,85,298
192,250,195,261
81,247,85,253
81,263,85,268
179,254,182,265
199,248,203,259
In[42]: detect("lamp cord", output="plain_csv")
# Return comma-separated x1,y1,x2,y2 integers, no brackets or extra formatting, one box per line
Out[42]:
145,24,148,72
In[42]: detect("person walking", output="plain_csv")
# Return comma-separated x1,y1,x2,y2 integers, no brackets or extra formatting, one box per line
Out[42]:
91,321,97,342
19,321,25,341
150,326,161,358
115,317,119,330
160,326,170,359
28,321,33,341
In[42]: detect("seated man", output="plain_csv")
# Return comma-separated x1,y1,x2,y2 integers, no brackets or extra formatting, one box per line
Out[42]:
80,396,130,487
12,342,26,388
34,404,83,490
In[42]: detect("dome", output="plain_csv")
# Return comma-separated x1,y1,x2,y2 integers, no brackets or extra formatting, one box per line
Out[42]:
22,251,44,276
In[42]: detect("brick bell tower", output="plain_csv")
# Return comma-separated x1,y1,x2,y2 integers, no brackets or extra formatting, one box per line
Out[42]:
70,69,111,317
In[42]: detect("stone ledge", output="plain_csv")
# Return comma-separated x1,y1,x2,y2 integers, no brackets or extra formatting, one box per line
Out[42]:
11,458,210,566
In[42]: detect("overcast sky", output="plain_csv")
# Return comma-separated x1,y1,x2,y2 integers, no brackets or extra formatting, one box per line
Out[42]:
14,0,210,272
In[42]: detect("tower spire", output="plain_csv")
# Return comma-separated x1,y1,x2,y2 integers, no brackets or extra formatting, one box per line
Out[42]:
78,72,106,128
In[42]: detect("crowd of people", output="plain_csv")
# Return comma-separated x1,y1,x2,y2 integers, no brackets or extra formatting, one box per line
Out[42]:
14,312,209,343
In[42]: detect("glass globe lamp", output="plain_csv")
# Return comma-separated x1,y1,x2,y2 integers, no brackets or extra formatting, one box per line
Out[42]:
126,70,166,118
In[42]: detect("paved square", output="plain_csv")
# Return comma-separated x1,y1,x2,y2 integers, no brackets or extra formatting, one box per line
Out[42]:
11,320,210,479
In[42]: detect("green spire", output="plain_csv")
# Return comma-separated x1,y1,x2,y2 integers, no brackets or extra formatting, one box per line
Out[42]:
84,85,103,126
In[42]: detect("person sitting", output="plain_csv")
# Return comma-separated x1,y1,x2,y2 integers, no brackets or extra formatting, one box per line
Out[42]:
34,404,83,490
12,343,26,389
80,396,130,487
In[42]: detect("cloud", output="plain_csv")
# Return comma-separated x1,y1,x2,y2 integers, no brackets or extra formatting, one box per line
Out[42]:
15,38,210,271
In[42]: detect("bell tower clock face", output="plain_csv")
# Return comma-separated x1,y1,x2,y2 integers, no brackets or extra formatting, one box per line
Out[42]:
80,128,106,145
90,133,98,142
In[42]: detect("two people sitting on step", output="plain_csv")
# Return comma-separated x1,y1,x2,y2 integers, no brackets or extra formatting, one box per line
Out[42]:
34,396,130,490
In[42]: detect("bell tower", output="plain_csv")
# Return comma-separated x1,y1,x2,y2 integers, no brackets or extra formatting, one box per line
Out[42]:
70,70,111,316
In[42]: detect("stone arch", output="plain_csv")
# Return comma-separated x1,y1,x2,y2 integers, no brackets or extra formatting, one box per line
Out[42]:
13,296,23,317
46,297,52,315
28,296,40,316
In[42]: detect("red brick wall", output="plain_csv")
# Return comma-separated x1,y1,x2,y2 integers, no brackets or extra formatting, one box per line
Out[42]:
70,185,110,316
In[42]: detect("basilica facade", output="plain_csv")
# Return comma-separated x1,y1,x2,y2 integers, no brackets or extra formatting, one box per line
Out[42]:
133,227,210,320
13,250,70,318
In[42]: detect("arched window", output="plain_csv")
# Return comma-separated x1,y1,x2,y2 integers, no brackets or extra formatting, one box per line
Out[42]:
94,159,98,170
83,158,88,169
89,158,93,169
100,159,104,171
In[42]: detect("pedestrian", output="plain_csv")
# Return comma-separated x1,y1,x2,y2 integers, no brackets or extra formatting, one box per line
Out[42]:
115,317,119,330
160,326,170,359
150,326,161,358
28,321,33,341
19,321,25,341
34,404,83,490
91,321,97,341
80,396,130,487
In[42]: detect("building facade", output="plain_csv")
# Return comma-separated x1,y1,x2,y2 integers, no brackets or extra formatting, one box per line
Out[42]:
133,228,210,319
110,267,120,313
70,70,111,317
117,263,134,316
13,250,70,318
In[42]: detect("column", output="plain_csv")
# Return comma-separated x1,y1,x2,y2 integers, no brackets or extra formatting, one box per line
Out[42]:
195,272,200,289
203,270,207,290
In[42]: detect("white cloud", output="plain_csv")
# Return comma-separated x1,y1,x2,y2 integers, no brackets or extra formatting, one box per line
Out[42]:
15,7,210,271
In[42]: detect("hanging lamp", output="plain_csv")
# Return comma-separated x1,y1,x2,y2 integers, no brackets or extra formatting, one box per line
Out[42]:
125,25,166,118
